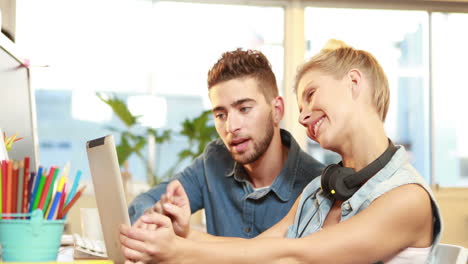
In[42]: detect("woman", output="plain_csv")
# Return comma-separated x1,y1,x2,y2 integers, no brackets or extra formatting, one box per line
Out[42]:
120,40,442,264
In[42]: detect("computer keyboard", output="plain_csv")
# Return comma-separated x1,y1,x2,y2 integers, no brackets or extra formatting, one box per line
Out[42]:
72,233,108,259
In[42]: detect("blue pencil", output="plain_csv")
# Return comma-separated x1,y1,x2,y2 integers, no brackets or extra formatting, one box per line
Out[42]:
29,166,43,212
27,171,36,205
66,170,81,205
47,176,66,220
46,191,62,220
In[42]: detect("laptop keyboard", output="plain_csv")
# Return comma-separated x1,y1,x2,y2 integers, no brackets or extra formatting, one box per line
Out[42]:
73,233,108,258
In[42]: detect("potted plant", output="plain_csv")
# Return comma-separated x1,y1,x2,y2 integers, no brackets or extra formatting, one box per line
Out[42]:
96,93,171,185
97,93,218,187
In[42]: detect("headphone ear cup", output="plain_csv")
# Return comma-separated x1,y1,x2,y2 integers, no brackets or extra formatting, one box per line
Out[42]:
328,167,355,201
321,164,356,201
321,164,340,196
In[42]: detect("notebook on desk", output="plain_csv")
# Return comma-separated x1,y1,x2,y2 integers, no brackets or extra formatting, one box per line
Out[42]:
86,135,131,264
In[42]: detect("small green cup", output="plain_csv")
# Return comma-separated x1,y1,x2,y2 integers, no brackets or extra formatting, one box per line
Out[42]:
0,209,65,262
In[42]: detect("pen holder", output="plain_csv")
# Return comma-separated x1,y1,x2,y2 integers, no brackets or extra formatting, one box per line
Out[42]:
0,209,65,262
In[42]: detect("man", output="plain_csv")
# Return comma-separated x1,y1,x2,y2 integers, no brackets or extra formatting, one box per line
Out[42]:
128,48,324,238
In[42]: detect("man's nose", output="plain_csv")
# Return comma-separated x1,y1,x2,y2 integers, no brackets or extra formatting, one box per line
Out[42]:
226,113,242,133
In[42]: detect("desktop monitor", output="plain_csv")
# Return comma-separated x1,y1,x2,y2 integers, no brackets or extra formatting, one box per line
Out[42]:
0,33,39,169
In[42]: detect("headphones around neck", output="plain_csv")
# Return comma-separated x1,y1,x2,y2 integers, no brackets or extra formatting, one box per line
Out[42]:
320,139,398,201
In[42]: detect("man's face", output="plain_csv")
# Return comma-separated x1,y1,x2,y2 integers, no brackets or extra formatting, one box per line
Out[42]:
209,77,275,165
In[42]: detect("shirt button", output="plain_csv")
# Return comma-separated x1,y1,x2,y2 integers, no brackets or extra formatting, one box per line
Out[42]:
343,203,351,211
245,227,251,233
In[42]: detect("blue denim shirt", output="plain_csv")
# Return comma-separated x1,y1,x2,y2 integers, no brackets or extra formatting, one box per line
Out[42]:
128,129,324,238
286,146,442,263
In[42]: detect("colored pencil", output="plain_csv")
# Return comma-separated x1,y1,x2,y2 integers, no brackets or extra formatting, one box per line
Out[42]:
6,160,13,215
46,175,66,220
31,167,47,212
1,160,6,216
57,182,67,219
29,167,43,212
0,161,2,215
12,162,19,213
58,185,86,219
38,167,56,210
66,170,82,205
22,157,30,214
28,171,38,212
17,161,24,213
44,168,61,215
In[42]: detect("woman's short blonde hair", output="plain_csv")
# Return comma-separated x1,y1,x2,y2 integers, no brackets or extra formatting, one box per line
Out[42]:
294,39,390,121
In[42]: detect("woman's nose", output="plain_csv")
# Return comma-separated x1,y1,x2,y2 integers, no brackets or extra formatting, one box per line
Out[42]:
298,111,312,128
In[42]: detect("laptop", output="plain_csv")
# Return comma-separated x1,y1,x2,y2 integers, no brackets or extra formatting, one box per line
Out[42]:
86,135,130,264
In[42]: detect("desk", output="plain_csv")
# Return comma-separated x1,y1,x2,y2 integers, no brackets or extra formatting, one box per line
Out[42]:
2,247,113,264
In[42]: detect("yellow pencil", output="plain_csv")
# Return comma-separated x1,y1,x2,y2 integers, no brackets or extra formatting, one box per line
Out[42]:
45,175,67,218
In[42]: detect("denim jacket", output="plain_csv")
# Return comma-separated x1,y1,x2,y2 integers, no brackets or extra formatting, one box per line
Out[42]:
286,146,442,263
128,129,324,238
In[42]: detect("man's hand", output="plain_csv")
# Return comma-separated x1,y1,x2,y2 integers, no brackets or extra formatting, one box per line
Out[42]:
157,180,191,238
120,212,183,264
134,180,192,238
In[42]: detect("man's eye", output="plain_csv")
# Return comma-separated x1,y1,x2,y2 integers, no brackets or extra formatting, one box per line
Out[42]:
215,113,226,120
240,107,251,113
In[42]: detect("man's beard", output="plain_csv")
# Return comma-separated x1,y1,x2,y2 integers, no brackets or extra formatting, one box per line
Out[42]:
232,112,275,165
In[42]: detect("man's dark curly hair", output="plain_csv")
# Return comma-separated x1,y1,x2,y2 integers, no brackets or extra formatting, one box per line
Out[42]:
207,49,278,101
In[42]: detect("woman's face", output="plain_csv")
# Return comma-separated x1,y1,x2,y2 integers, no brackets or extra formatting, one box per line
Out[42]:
296,69,354,150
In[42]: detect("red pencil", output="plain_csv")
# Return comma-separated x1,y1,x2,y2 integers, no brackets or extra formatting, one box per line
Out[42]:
11,162,18,213
22,157,30,214
58,185,86,219
38,167,56,210
56,183,67,220
1,160,6,216
6,160,13,216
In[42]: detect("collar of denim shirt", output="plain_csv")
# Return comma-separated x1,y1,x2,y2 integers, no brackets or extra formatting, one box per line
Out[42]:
225,129,299,202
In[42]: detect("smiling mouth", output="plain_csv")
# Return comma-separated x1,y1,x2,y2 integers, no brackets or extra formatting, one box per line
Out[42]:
312,116,325,138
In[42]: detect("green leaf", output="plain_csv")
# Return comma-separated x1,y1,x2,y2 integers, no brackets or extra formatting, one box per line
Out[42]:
148,128,172,144
178,149,195,160
97,92,139,128
116,134,132,165
133,136,147,152
175,109,218,162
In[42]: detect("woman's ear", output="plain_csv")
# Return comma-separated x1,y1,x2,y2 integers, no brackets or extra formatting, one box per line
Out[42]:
271,96,285,125
348,69,363,100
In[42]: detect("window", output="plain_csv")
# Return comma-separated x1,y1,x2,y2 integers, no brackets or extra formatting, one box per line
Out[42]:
432,13,468,186
16,0,156,182
16,1,467,187
16,0,284,182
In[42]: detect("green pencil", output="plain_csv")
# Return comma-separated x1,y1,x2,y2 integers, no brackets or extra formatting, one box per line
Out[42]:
32,169,47,212
43,167,60,214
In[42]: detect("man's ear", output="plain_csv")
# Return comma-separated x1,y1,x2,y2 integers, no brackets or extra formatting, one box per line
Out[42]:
348,69,363,100
271,96,285,125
